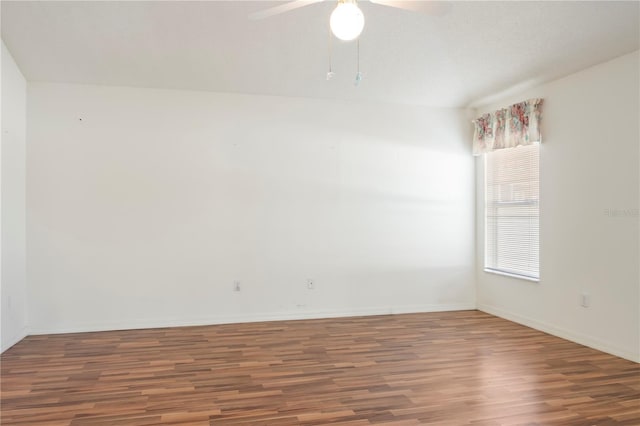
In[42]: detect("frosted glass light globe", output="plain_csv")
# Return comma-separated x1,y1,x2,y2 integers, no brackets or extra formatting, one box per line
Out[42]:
330,2,364,41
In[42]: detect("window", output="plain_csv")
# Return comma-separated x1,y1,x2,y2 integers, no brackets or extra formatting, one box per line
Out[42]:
485,144,539,280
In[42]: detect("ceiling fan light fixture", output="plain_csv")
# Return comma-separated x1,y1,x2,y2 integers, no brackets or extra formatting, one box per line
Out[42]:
330,0,365,41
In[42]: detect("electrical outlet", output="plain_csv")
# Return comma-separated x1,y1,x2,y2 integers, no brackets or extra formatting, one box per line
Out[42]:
580,293,590,308
307,279,315,290
233,281,241,292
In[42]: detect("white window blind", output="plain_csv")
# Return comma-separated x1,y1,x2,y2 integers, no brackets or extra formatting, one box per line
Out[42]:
485,144,539,280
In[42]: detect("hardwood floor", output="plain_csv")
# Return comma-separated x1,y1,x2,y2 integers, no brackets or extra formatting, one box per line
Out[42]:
1,310,639,425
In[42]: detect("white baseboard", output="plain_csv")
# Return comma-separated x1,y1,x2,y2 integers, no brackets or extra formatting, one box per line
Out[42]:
478,303,640,363
28,303,476,336
22,303,639,364
1,327,28,353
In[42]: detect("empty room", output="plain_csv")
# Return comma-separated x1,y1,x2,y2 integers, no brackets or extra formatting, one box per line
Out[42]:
1,0,639,425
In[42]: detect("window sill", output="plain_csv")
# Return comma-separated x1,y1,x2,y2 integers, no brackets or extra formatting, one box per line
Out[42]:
483,268,539,283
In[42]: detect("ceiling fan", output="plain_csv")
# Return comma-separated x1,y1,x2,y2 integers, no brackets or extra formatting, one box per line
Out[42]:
249,0,450,41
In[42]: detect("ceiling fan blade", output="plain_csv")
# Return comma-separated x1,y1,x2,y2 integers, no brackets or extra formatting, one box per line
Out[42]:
368,0,451,16
249,0,326,20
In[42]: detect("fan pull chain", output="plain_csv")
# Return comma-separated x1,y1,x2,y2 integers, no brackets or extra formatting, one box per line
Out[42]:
326,23,335,80
355,38,362,86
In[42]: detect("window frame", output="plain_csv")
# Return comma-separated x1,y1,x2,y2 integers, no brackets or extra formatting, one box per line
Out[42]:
483,144,540,282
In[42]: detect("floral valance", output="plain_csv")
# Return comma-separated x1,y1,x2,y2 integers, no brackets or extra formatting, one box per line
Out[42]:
472,98,543,156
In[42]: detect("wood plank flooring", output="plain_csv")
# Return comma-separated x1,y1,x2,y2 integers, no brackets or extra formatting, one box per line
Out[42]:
1,310,639,425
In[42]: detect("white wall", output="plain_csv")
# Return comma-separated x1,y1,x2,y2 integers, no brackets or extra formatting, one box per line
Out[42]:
475,51,640,362
1,42,28,352
26,83,475,334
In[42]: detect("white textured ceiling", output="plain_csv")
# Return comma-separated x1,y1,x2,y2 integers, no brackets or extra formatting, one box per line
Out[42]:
2,1,639,107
